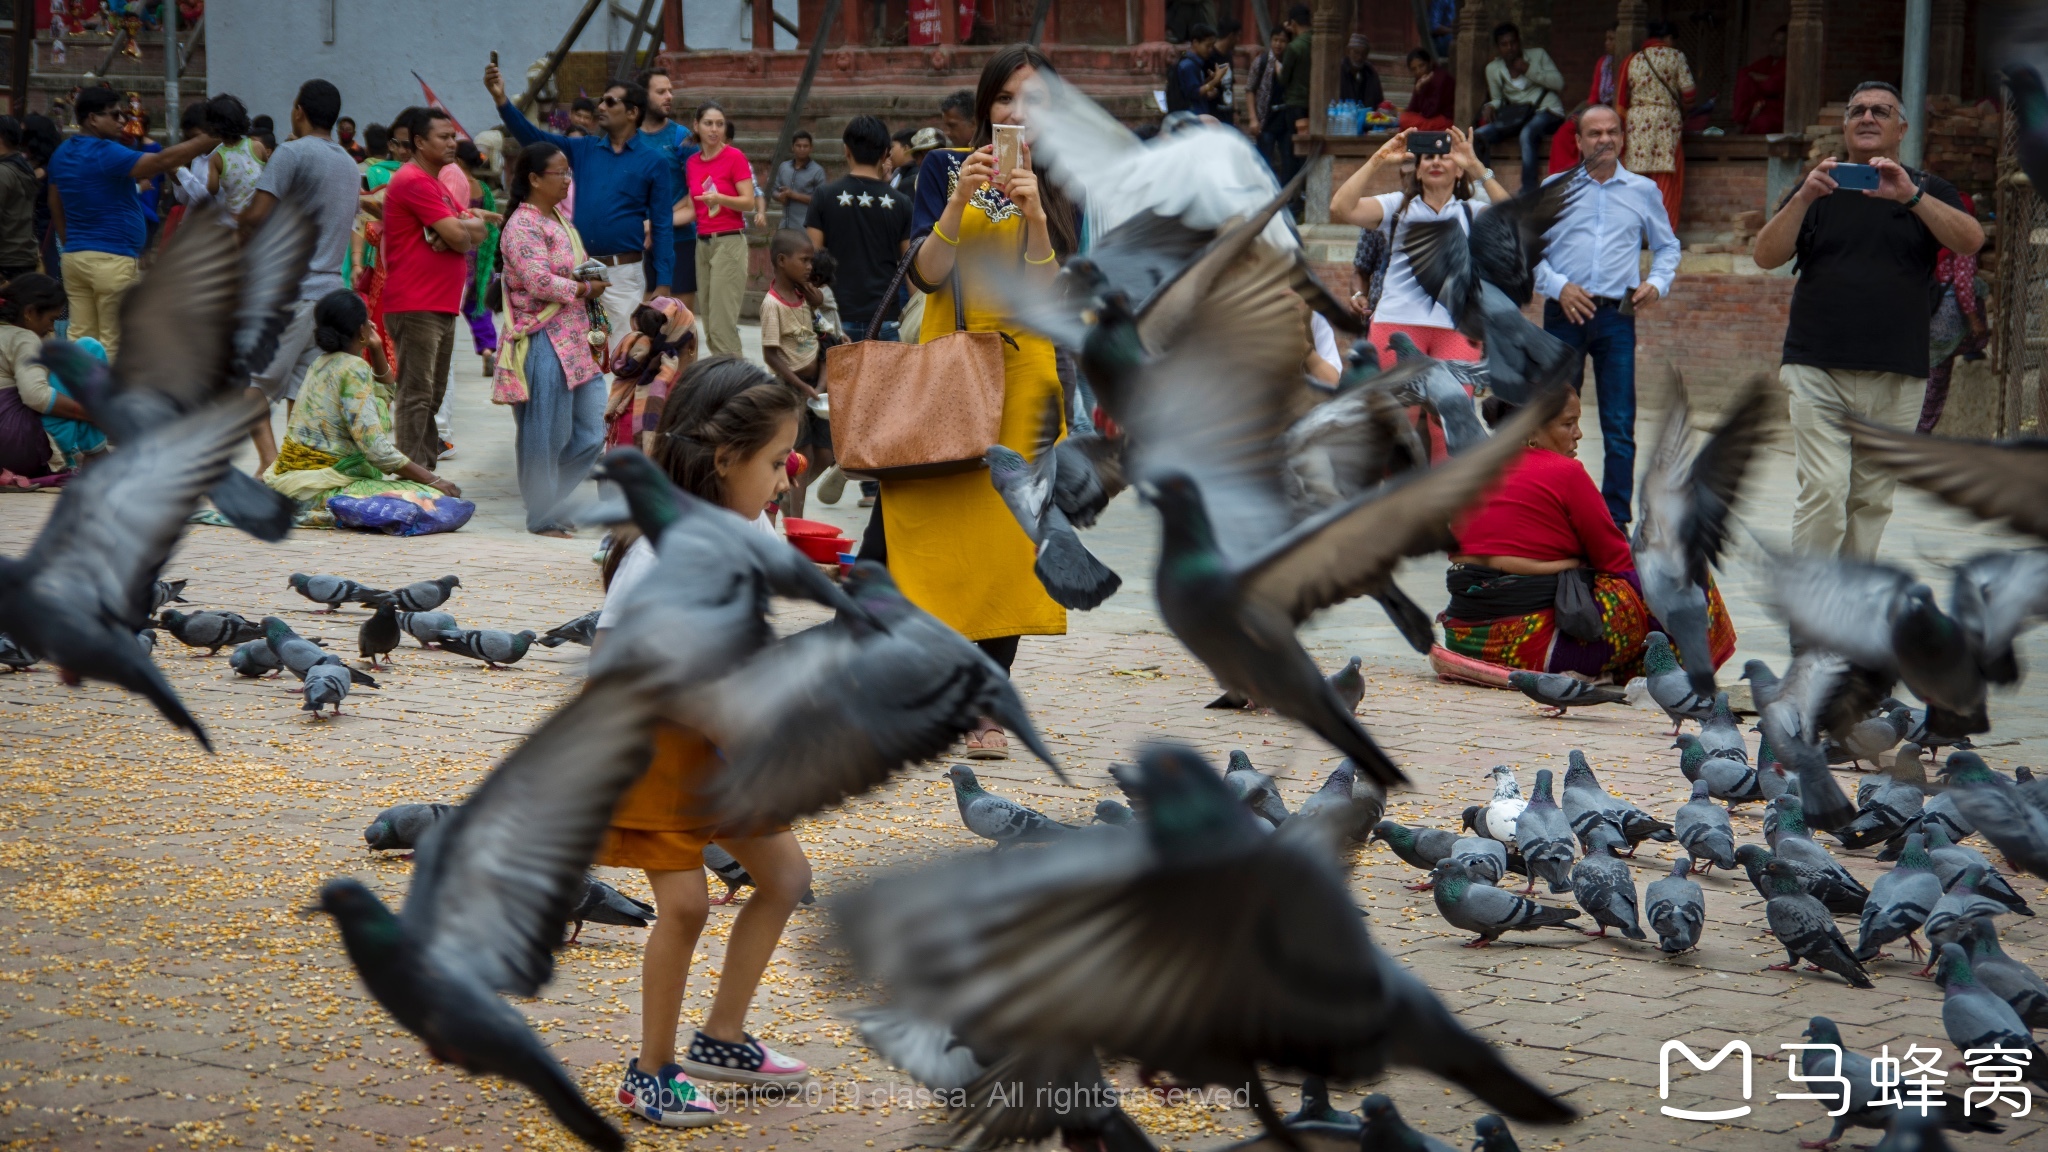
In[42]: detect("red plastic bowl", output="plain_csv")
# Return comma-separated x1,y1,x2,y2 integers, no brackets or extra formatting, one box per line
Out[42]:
791,533,854,563
782,517,843,539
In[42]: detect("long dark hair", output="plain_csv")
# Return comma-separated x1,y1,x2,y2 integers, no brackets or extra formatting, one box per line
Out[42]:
972,44,1078,257
491,141,564,298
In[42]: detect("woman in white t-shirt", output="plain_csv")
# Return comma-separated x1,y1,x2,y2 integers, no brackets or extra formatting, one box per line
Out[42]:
1330,126,1508,368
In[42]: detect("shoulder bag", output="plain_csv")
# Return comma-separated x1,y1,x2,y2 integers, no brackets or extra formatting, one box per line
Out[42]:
823,235,1008,480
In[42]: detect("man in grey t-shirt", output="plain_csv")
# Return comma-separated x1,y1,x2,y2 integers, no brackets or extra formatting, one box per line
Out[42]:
239,79,366,467
771,131,829,230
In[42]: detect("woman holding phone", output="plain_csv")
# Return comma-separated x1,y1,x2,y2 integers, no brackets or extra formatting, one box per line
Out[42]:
1330,126,1509,367
864,44,1080,759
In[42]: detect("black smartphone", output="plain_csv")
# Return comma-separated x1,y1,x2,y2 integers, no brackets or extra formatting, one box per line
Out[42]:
1832,162,1880,191
1407,131,1452,156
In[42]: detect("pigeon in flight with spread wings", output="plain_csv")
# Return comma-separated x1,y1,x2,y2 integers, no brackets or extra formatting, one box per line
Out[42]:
1844,417,2048,545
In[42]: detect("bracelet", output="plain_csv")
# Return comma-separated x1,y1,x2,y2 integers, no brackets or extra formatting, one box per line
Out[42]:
1904,187,1924,210
1024,249,1056,266
931,222,959,246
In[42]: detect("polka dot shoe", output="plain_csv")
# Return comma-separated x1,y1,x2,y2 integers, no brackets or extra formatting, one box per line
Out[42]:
617,1058,720,1127
679,1031,811,1086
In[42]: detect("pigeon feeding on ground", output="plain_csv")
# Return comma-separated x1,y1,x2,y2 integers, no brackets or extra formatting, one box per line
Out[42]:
0,632,34,670
1924,866,2024,957
228,639,284,678
289,572,386,613
1224,750,1291,829
1760,860,1873,988
1945,752,2048,883
1833,757,1927,850
1371,820,1459,879
389,575,461,612
435,628,539,670
1431,857,1581,946
1766,800,1869,913
397,610,459,648
1093,799,1136,827
1295,762,1382,843
265,617,375,687
1793,1016,2005,1150
1471,1114,1524,1152
1358,1094,1459,1152
1855,835,1942,964
950,765,1075,849
1282,1075,1361,1137
1675,781,1738,872
1570,847,1645,941
1507,671,1625,717
148,578,188,615
565,876,654,944
1829,706,1912,767
358,596,401,669
363,803,454,852
1677,737,1774,807
1561,750,1674,856
1964,916,2048,1029
1471,765,1526,842
1512,769,1576,894
1644,631,1714,735
538,610,599,648
135,628,157,657
1934,942,2048,1088
1448,836,1512,886
301,659,351,716
1645,858,1705,955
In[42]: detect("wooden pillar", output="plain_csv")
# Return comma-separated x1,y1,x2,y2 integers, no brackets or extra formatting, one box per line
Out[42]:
1929,0,1965,97
1141,0,1166,43
753,0,777,49
840,0,865,46
1308,0,1342,137
664,0,685,51
1784,0,1824,136
1452,0,1487,130
1040,0,1059,44
1614,0,1646,58
938,0,960,44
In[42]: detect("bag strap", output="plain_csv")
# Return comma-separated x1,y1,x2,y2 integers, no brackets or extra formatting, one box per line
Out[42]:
1640,48,1687,109
857,232,968,342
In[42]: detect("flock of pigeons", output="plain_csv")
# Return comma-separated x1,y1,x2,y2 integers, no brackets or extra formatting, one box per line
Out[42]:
9,62,2048,1152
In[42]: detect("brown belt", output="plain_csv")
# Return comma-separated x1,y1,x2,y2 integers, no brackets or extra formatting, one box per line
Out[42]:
589,251,642,266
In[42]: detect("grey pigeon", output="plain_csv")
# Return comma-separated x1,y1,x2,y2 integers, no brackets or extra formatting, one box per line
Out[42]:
1644,858,1705,954
1449,836,1511,886
228,638,283,678
1945,752,2048,884
148,578,188,615
1677,736,1767,806
1644,631,1714,735
156,610,264,654
1920,825,2028,912
565,876,654,944
1296,762,1381,842
264,617,375,686
363,802,454,852
1093,799,1136,827
950,765,1075,849
538,610,599,648
838,742,1574,1143
390,575,461,613
1964,916,2048,1029
1512,769,1576,895
1507,670,1624,717
1795,1016,2004,1149
436,628,538,670
1760,860,1873,988
1471,1114,1522,1152
1675,780,1738,871
1371,820,1458,883
1833,754,1926,851
1855,834,1942,963
1696,693,1749,764
1561,750,1673,856
1281,1075,1360,1138
1431,857,1581,945
1733,844,1780,903
1225,750,1291,829
1934,942,2048,1087
1767,798,1869,912
0,632,34,670
314,677,673,1150
301,660,351,716
1358,1094,1459,1152
1384,331,1489,454
397,610,458,648
135,628,156,657
1753,651,1871,833
1569,846,1644,940
358,596,401,669
289,572,387,613
1915,771,1977,849
987,396,1122,611
1830,705,1912,767
1841,413,2048,545
703,842,754,904
1281,362,1428,514
1327,655,1365,714
1924,866,2020,956
1473,765,1526,842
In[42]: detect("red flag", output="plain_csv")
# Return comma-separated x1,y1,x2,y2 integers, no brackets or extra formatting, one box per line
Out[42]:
413,71,470,140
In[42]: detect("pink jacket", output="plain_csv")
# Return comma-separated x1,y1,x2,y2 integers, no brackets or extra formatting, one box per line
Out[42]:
496,202,604,390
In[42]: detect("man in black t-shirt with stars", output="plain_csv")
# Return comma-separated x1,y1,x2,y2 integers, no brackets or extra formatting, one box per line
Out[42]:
806,114,912,342
1753,80,1984,559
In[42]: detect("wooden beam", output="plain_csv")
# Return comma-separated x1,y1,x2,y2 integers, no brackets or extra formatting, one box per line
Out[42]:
939,0,959,45
664,0,685,52
1614,0,1646,58
617,0,661,82
1308,0,1342,138
1929,0,1965,97
1452,0,1487,130
1140,0,1165,43
1784,0,1823,136
520,0,607,112
753,0,777,49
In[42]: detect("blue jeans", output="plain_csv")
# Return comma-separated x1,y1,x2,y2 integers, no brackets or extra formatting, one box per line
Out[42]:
511,336,606,534
1543,299,1637,530
1475,109,1566,191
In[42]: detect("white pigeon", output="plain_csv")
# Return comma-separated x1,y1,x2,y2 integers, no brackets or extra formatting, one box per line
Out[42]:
1475,765,1528,843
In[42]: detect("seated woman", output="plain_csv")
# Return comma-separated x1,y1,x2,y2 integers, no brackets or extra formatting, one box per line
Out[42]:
0,274,101,479
263,288,460,526
1438,390,1734,682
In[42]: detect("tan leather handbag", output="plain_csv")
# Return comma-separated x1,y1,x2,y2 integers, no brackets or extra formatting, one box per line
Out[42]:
824,237,1008,480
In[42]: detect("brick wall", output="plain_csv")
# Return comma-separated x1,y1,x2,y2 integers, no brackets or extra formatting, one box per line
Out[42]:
1681,157,1768,231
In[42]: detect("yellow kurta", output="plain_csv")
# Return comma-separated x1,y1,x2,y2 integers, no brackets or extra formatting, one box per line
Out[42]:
881,181,1067,642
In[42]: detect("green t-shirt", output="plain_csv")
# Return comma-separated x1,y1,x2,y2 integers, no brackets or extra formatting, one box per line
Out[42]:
1280,29,1314,108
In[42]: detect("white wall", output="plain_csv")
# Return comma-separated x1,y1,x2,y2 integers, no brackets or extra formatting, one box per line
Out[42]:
682,0,796,51
208,0,634,135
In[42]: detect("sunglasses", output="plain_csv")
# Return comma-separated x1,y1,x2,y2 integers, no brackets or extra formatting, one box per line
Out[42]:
599,95,623,107
1845,104,1898,122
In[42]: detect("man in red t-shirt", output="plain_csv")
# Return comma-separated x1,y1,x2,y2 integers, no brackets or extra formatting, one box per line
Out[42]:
381,108,496,467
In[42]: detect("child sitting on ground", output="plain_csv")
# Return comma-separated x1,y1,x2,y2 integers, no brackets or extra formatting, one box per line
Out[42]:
758,229,832,518
606,296,696,452
591,356,814,1129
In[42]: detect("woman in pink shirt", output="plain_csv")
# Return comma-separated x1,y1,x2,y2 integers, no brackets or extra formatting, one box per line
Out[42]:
684,101,762,359
495,142,609,536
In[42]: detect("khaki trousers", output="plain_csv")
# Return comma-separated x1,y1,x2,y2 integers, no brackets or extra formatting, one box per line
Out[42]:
60,250,139,359
1783,362,1922,559
694,231,747,358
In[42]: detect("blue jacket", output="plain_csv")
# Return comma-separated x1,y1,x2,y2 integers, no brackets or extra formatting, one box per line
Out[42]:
498,101,675,288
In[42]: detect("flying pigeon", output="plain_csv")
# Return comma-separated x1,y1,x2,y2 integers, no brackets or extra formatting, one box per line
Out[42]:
1843,414,2048,546
289,572,387,613
1281,357,1429,514
1855,835,1942,963
1644,632,1714,735
389,575,461,612
358,596,401,669
1569,846,1644,940
1644,857,1705,954
1383,331,1490,454
1431,857,1581,946
565,876,654,944
301,659,351,716
435,628,538,670
1760,860,1874,988
987,395,1123,611
538,610,599,648
363,802,454,852
1507,670,1625,717
1793,1016,2004,1150
950,765,1075,849
397,610,459,648
1511,769,1576,895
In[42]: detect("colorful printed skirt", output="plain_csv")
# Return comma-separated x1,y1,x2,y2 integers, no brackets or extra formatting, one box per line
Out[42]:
1440,569,1736,682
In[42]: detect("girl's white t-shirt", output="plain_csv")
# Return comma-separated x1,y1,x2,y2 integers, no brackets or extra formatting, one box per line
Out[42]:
596,511,784,629
1369,191,1488,330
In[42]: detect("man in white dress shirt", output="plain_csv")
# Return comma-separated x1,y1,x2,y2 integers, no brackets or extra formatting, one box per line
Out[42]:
1532,104,1681,532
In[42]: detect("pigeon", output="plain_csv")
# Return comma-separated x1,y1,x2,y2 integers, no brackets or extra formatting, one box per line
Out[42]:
838,744,1574,1144
1766,799,1869,914
1793,1016,2004,1150
1225,750,1291,829
1511,769,1576,895
987,395,1123,611
1383,331,1489,453
1561,750,1673,855
700,842,817,908
1644,857,1705,954
1295,762,1381,843
1671,778,1736,869
228,638,283,678
1922,826,2031,913
1914,771,1978,850
265,617,375,686
1677,737,1768,806
1696,693,1749,765
1430,857,1581,946
1448,836,1511,886
435,628,538,670
1945,752,2048,883
1933,942,2048,1088
1643,631,1714,735
1924,866,2021,955
1470,1114,1523,1152
1327,655,1365,714
1569,846,1645,940
389,575,461,613
1963,916,2048,1029
538,610,599,648
0,394,271,752
1358,1094,1459,1152
35,201,309,543
135,628,156,657
1093,799,1136,827
1760,860,1874,988
398,610,459,648
148,578,188,615
1370,820,1458,877
1740,843,1864,916
565,876,654,944
1281,358,1429,516
289,572,387,613
1843,414,2048,546
1507,671,1625,717
950,765,1075,849
1829,706,1912,767
301,659,351,716
1473,765,1526,843
358,596,401,669
1733,843,1780,903
313,676,670,1151
1282,1075,1361,1137
1754,650,1892,833
1854,835,1942,963
0,632,34,670
363,802,455,852
1832,756,1926,851
1631,376,1772,700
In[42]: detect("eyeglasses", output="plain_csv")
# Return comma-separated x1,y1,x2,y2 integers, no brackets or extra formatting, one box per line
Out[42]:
598,95,622,107
1845,104,1898,122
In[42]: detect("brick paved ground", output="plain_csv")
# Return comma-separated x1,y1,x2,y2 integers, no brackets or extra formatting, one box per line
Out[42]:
3,350,2045,1151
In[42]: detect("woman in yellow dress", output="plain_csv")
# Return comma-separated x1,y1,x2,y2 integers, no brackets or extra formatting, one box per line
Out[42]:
878,44,1078,758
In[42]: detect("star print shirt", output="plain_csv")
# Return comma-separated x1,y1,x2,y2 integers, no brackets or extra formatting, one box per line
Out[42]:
805,173,911,333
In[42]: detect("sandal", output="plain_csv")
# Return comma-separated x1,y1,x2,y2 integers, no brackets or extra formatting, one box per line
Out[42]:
963,726,1009,760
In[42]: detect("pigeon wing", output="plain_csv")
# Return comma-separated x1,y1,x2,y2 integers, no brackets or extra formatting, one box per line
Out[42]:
1761,555,1919,673
1952,550,2048,675
1683,376,1775,578
1016,71,1146,213
1844,416,2048,543
1398,216,1476,328
228,201,316,389
109,203,242,410
1134,160,1307,352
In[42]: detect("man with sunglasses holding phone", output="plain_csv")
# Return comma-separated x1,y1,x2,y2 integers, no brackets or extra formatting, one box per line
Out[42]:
1753,80,1982,559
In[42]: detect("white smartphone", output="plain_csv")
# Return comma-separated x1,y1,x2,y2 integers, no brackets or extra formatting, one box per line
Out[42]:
992,123,1025,187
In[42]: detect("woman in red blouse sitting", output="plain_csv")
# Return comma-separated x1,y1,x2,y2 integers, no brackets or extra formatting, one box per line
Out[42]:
1440,390,1734,681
